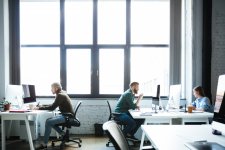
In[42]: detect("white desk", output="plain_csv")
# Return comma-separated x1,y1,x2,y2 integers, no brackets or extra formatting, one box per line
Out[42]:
0,110,48,150
129,108,213,125
129,108,214,149
141,125,225,150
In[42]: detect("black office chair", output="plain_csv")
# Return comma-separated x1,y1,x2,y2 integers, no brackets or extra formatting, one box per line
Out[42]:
106,100,124,147
51,101,82,149
103,120,130,150
106,101,141,148
107,100,122,121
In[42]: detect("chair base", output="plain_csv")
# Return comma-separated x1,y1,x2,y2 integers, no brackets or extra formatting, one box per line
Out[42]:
51,130,82,149
106,138,140,147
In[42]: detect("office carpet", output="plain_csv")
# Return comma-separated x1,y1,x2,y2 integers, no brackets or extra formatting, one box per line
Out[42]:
2,135,142,150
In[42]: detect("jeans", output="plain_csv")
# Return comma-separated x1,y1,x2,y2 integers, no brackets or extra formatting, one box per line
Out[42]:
115,112,145,136
43,115,65,144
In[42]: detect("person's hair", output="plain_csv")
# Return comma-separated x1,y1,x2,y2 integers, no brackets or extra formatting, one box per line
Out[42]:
51,82,62,91
193,86,205,97
129,82,139,87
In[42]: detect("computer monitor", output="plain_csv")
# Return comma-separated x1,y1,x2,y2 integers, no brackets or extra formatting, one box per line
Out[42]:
212,75,225,135
152,85,160,105
152,85,160,113
22,84,36,104
166,84,181,109
5,84,24,108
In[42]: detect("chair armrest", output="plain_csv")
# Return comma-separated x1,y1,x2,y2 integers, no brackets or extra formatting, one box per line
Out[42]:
112,112,121,115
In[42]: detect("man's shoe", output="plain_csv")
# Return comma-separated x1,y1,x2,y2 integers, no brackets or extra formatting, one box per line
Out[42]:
35,144,47,150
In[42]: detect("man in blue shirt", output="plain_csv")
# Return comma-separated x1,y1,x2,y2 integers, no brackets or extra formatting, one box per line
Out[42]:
114,82,145,141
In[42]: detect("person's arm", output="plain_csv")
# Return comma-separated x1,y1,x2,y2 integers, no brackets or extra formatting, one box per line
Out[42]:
191,100,197,110
198,97,211,112
38,94,62,111
135,93,144,110
125,94,136,110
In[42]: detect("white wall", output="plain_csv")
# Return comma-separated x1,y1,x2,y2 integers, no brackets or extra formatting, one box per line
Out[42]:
211,0,225,101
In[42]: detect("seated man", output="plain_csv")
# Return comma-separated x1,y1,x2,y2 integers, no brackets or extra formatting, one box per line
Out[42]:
35,82,74,150
114,82,145,141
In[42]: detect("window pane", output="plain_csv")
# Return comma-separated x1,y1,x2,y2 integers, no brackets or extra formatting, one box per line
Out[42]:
20,0,60,44
67,49,91,94
65,0,93,44
99,49,124,94
98,0,126,44
130,47,169,96
20,48,60,96
131,0,170,44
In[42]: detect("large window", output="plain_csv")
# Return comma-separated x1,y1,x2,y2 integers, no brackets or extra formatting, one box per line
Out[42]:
130,47,169,96
20,1,60,44
131,0,169,44
20,47,60,96
99,49,124,94
65,0,93,44
19,0,170,97
66,49,91,94
98,0,126,44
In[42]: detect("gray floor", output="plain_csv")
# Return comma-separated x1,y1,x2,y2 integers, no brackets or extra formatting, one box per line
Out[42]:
3,135,142,150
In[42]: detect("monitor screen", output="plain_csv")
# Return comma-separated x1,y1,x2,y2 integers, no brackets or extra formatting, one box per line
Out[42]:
5,85,24,107
22,84,36,104
152,85,160,105
166,84,181,109
212,75,225,135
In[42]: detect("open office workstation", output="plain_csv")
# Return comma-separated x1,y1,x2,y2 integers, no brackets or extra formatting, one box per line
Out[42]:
1,0,225,150
1,80,224,150
1,84,51,150
136,75,225,150
1,84,82,150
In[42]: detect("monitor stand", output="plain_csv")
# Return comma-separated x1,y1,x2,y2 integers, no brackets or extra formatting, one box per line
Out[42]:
152,104,158,113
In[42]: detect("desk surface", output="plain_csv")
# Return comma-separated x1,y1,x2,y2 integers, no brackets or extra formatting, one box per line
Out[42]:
0,110,49,117
129,108,213,119
0,110,50,150
142,125,225,150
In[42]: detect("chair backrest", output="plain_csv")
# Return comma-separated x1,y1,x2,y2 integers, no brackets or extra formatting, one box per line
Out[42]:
103,121,130,150
107,100,112,120
74,101,82,119
66,101,82,127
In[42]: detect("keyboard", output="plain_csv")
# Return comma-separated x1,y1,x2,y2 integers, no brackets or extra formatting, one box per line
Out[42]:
140,112,152,116
185,141,225,150
9,109,31,113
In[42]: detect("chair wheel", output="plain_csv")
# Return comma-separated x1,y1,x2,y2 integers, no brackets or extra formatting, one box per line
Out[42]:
106,143,109,147
51,142,55,147
78,144,81,147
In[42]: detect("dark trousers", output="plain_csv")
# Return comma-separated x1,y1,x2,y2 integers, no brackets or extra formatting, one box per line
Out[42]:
115,112,145,136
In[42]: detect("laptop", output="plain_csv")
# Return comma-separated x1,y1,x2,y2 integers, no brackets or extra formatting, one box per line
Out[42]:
184,141,225,150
